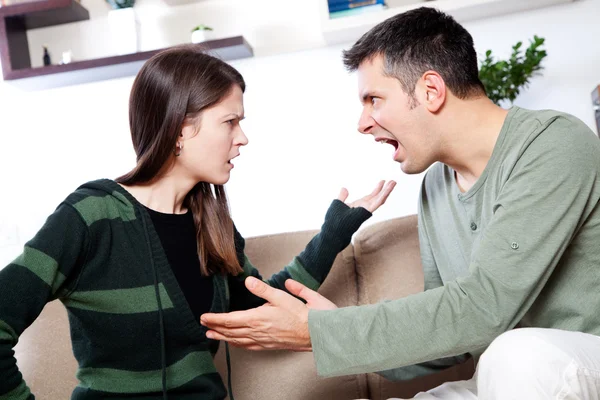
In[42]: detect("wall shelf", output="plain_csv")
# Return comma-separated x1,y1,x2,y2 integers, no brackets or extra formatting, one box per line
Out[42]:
4,36,254,90
319,0,577,45
0,0,89,29
0,1,254,90
0,0,90,84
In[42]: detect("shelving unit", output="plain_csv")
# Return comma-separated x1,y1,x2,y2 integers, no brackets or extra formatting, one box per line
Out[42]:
319,0,577,45
0,1,253,90
0,0,89,75
5,36,253,90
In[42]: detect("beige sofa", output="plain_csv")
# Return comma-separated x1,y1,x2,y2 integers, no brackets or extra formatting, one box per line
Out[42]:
14,215,474,399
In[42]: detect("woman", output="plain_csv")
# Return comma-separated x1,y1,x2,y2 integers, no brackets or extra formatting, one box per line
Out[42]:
0,45,395,399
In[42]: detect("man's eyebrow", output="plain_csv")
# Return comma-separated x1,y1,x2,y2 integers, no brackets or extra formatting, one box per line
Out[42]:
361,92,372,102
362,90,379,102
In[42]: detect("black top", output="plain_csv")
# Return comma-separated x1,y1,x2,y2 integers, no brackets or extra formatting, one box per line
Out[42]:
145,206,214,323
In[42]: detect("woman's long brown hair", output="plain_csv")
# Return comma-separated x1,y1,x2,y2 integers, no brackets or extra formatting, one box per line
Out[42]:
117,45,244,276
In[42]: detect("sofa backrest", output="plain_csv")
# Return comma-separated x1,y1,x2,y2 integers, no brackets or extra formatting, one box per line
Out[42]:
213,229,368,400
353,215,474,399
354,215,424,305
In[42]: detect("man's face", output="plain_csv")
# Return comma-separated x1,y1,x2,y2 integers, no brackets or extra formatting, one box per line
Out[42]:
356,55,437,174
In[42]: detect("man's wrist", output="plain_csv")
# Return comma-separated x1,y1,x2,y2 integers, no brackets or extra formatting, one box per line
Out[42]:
300,308,312,349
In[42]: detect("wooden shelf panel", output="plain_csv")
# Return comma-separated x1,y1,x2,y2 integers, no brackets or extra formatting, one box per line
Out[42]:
4,36,254,90
0,0,89,29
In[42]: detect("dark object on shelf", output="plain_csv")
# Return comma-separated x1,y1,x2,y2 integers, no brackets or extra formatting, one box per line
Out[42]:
42,45,51,66
592,85,600,137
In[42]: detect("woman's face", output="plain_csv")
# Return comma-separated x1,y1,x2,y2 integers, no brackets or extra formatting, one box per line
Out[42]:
177,85,248,185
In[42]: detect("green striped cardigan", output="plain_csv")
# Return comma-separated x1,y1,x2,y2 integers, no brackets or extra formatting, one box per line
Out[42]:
0,179,371,399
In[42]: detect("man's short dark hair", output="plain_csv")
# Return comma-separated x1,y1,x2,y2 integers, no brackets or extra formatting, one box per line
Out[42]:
343,7,486,100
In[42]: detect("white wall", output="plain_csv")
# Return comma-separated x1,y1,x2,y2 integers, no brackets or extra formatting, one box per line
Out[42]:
0,0,598,266
25,0,328,66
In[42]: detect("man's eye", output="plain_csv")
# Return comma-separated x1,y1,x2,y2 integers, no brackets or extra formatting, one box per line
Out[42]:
371,97,378,105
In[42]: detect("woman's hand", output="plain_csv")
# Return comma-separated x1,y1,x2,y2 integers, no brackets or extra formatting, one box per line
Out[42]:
338,180,396,213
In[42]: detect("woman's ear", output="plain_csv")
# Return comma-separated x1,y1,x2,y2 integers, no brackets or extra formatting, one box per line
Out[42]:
180,117,199,141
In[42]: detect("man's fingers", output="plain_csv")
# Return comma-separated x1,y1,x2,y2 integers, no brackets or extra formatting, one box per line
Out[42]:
205,326,256,338
337,187,349,203
285,279,337,310
245,277,290,306
206,330,286,351
285,279,320,303
200,309,256,329
206,330,260,348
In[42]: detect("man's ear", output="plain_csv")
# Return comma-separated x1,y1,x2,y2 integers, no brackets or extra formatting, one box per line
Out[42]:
417,71,446,113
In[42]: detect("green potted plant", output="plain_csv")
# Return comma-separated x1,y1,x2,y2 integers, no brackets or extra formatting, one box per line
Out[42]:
479,35,547,106
191,24,214,43
106,0,135,8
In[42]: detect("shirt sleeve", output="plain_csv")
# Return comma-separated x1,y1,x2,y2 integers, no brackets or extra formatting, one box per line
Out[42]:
0,203,89,398
309,118,600,377
418,181,444,291
228,200,371,311
374,177,468,382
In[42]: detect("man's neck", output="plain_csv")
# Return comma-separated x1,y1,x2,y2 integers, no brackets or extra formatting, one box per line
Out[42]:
437,98,510,192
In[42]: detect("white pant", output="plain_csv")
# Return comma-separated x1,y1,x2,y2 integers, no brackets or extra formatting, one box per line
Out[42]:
392,328,600,400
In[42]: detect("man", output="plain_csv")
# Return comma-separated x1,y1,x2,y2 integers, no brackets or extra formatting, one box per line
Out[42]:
201,7,600,399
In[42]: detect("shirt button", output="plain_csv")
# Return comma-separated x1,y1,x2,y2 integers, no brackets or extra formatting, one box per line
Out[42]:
470,222,477,231
511,242,519,250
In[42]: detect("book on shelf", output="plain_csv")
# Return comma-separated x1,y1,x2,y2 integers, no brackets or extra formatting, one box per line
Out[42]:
328,0,385,13
329,3,386,18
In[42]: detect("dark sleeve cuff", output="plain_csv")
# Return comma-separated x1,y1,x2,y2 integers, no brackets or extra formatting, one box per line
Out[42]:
320,199,372,249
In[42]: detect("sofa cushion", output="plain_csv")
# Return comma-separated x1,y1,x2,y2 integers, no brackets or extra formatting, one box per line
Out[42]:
14,300,78,399
353,215,474,399
214,229,368,399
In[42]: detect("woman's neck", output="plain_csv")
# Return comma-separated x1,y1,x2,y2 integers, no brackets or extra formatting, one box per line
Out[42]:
119,174,195,214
